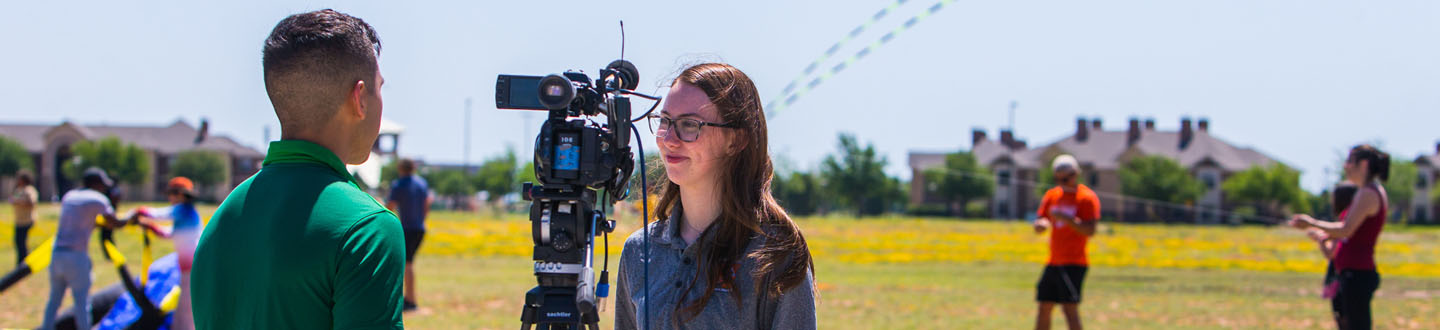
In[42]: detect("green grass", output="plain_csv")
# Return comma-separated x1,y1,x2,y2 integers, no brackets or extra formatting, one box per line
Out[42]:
0,204,1437,329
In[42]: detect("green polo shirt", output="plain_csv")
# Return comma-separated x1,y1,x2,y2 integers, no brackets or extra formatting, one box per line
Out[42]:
192,140,404,329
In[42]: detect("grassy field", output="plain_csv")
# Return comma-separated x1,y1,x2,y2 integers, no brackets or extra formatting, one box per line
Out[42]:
1,203,1438,329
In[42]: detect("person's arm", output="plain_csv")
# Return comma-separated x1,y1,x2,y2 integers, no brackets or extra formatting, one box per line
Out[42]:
1033,195,1052,234
1306,228,1336,259
423,193,433,220
385,181,402,214
11,189,34,208
1049,211,1097,237
768,270,818,330
332,212,406,329
1291,189,1380,239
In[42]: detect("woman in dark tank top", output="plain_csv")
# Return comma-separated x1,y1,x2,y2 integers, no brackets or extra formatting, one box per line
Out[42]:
1289,144,1390,330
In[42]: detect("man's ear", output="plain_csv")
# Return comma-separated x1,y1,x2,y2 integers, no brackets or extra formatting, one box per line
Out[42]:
346,80,369,120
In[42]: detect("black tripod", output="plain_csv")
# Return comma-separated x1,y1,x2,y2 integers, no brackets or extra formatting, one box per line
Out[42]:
519,185,614,330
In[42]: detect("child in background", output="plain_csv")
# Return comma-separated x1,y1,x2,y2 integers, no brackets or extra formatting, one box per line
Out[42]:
132,177,202,330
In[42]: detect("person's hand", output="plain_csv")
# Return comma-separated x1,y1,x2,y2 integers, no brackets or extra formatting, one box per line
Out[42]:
1033,218,1050,234
1305,228,1328,242
1287,214,1313,230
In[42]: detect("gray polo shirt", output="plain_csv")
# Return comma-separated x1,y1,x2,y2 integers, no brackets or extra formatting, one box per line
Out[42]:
614,207,817,330
55,188,114,252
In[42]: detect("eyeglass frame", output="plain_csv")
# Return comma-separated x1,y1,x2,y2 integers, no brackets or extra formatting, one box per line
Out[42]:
647,113,738,142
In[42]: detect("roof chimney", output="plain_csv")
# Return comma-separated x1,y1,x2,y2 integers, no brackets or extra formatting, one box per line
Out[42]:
1000,129,1016,149
1180,117,1194,149
1198,118,1209,132
1076,117,1089,142
1435,141,1439,155
972,129,987,146
194,118,209,144
1144,118,1156,130
1127,118,1142,145
1091,118,1102,130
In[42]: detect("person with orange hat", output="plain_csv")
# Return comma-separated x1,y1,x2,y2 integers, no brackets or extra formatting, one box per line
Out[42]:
131,176,203,330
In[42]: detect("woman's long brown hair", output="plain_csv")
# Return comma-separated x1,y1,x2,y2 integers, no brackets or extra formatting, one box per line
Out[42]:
653,63,814,323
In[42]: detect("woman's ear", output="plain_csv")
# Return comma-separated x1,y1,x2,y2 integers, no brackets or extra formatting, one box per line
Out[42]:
725,130,745,156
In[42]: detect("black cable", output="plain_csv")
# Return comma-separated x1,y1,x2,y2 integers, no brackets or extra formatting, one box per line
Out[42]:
630,124,652,330
629,95,663,123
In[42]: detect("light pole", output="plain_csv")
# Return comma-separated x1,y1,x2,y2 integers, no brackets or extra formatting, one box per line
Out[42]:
464,97,472,173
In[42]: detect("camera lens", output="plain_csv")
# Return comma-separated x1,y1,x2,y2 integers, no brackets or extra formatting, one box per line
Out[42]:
537,74,575,110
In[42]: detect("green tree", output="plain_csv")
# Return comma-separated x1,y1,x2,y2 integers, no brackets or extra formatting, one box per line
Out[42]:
170,150,230,196
1385,160,1417,222
1119,155,1204,221
820,133,902,216
0,135,32,177
773,170,823,216
624,153,663,201
921,151,994,216
64,137,151,185
1221,163,1309,219
426,169,475,209
472,148,518,202
379,159,400,189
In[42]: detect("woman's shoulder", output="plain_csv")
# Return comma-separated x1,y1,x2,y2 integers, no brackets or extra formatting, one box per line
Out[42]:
622,219,669,249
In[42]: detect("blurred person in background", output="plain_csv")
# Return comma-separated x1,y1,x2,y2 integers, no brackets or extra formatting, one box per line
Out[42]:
10,171,38,265
1032,154,1100,330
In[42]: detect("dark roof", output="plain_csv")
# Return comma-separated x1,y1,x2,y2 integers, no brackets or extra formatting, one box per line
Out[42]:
911,124,1279,173
0,120,263,158
0,124,50,151
1045,129,1276,172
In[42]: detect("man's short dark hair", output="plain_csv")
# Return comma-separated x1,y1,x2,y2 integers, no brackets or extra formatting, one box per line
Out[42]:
397,158,416,175
263,9,381,134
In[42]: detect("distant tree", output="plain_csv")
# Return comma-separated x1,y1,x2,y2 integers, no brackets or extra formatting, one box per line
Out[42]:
921,151,994,216
819,133,903,216
1119,155,1204,221
472,148,518,202
517,160,536,191
773,170,822,216
171,150,230,196
624,153,664,200
1120,155,1204,204
1221,163,1309,219
427,169,475,209
1384,160,1417,222
64,137,151,185
379,159,400,188
0,135,32,177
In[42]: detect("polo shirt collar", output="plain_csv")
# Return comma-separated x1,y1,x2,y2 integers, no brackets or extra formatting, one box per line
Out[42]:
263,140,356,182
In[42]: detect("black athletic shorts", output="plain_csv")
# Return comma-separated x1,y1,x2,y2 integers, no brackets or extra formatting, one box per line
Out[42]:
404,230,426,262
1036,265,1088,303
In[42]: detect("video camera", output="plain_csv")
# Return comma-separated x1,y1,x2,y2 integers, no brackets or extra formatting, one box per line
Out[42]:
496,59,643,330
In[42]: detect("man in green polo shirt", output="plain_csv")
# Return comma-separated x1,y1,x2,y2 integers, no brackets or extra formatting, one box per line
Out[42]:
191,9,403,329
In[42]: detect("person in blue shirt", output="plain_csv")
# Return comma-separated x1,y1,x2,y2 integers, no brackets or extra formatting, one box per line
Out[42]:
386,158,431,312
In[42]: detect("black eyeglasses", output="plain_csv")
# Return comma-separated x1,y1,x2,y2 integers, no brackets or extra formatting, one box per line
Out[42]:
648,114,737,142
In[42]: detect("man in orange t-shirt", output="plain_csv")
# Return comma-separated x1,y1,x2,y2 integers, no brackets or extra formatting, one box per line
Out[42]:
1032,155,1100,330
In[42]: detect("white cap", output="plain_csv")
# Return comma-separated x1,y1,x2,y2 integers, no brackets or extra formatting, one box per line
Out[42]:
1052,154,1079,173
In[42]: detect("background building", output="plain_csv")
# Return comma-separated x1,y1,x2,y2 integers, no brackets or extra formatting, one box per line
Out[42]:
911,117,1280,223
1,120,263,201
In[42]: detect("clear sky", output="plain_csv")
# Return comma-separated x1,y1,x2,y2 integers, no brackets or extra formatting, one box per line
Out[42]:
2,0,1436,192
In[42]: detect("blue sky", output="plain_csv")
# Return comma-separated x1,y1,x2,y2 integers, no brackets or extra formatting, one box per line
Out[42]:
2,0,1436,192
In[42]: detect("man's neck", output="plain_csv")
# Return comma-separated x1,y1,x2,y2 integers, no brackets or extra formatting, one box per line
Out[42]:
281,128,351,164
677,179,723,244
